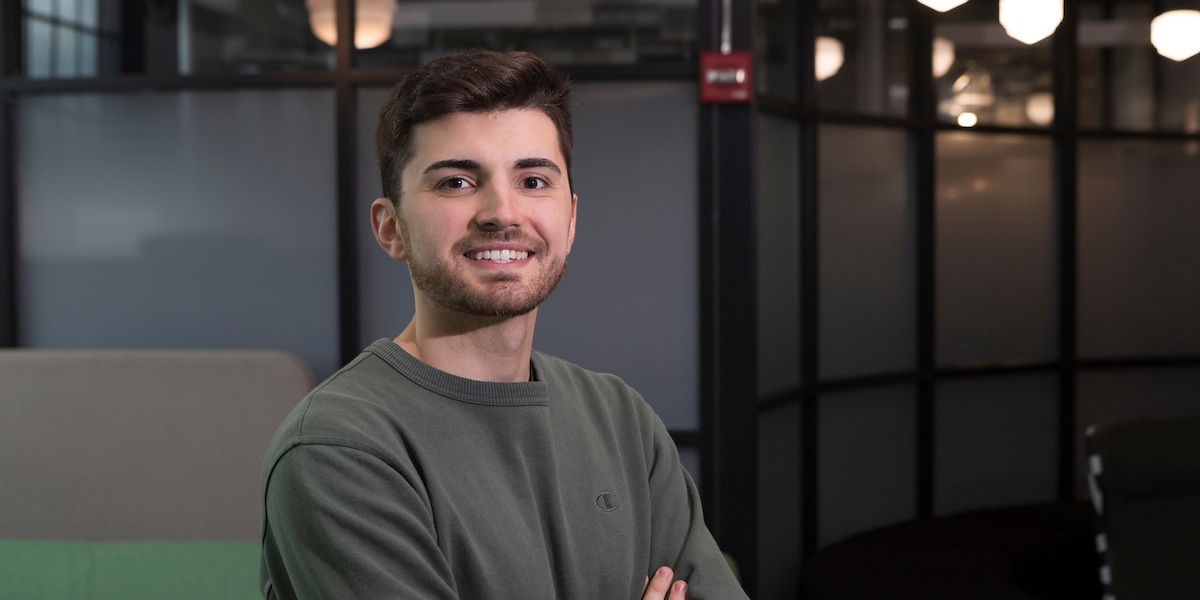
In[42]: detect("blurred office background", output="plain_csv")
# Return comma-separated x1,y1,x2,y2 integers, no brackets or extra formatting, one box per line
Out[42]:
3,0,1199,597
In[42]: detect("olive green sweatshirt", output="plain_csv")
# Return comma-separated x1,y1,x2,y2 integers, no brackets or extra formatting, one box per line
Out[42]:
260,339,748,600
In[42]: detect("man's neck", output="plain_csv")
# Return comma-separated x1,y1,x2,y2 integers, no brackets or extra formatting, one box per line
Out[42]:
394,302,537,383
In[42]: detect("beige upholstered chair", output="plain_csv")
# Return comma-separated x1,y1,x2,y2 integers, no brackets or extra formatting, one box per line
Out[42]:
0,349,313,542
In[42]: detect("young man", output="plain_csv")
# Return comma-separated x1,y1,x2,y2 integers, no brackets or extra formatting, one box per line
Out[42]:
260,50,748,600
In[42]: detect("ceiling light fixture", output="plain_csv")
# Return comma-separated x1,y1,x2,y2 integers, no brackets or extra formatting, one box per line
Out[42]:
933,37,956,78
306,0,396,50
999,0,1063,45
816,36,845,82
918,0,970,12
1151,10,1200,61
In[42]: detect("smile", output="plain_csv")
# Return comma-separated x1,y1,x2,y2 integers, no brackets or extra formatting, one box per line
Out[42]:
467,249,530,264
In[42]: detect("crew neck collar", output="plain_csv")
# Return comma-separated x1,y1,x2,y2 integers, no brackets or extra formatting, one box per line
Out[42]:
368,339,548,406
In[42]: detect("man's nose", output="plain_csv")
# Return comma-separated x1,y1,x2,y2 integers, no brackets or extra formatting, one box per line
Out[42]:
474,182,522,230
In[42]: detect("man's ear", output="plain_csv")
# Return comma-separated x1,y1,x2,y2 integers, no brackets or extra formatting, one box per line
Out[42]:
566,193,578,254
371,197,408,260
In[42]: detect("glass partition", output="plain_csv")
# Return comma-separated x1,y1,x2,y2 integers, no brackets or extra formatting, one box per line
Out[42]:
818,384,917,547
935,132,1057,366
1078,0,1200,132
356,0,698,67
21,0,334,78
816,0,912,117
756,113,802,398
933,0,1055,128
818,124,915,380
17,89,340,377
758,403,801,599
756,0,799,100
1078,139,1200,359
935,373,1058,515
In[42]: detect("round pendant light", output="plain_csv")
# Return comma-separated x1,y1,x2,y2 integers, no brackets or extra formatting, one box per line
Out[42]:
933,37,956,78
1152,10,1200,62
918,0,970,12
816,36,845,82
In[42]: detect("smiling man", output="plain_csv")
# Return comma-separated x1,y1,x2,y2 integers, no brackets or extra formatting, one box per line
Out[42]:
259,50,749,600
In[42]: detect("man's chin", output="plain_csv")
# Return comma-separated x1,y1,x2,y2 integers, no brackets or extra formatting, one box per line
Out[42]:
451,291,545,318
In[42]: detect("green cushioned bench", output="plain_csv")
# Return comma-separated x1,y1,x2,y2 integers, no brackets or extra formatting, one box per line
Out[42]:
0,540,261,600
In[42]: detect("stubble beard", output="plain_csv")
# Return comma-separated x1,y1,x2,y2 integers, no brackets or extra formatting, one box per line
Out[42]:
403,225,567,318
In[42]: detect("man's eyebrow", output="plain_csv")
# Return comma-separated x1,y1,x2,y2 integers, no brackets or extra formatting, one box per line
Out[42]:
514,158,562,174
423,159,481,174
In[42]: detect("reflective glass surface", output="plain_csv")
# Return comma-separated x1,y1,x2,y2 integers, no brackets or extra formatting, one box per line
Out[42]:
756,114,802,398
17,90,340,377
933,0,1056,127
818,385,916,547
1078,0,1200,132
1078,139,1200,359
816,0,912,117
21,0,334,78
358,82,703,429
935,374,1058,515
356,0,697,67
756,0,799,100
935,132,1057,366
818,124,915,380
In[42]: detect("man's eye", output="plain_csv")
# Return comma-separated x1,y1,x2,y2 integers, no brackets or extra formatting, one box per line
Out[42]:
443,177,470,189
521,177,547,189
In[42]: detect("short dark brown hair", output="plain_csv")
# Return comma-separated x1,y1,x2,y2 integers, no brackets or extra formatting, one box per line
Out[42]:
376,49,574,205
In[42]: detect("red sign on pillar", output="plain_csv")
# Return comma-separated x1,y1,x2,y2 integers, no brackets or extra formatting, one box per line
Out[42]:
700,51,754,105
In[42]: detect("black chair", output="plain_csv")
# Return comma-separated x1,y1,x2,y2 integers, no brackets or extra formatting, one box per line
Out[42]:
1086,416,1200,600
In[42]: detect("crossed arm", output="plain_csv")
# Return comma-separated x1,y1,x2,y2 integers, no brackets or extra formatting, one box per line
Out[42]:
644,566,689,600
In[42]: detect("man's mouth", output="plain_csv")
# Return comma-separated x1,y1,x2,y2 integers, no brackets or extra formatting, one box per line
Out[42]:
466,249,530,264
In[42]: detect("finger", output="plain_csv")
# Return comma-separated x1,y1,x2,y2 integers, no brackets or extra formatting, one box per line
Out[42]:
643,575,649,594
668,579,687,600
641,566,674,600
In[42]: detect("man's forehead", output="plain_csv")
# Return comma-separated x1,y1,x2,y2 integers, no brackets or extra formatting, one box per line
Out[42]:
406,109,564,170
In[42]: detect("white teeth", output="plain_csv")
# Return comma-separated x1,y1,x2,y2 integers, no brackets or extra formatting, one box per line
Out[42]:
468,250,530,263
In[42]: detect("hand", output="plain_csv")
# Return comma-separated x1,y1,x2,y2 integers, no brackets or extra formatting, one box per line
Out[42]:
642,566,687,600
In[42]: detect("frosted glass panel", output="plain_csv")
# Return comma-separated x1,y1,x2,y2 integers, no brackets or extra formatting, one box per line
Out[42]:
18,90,339,378
359,82,701,429
936,132,1057,366
819,125,916,380
756,114,802,398
758,402,801,600
935,374,1058,515
818,385,916,547
1075,366,1200,495
1078,140,1200,359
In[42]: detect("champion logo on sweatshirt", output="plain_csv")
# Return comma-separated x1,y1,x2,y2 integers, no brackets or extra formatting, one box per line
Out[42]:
595,491,620,512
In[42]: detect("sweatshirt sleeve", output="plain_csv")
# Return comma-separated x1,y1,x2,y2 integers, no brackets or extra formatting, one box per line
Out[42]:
642,406,752,600
260,443,459,600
